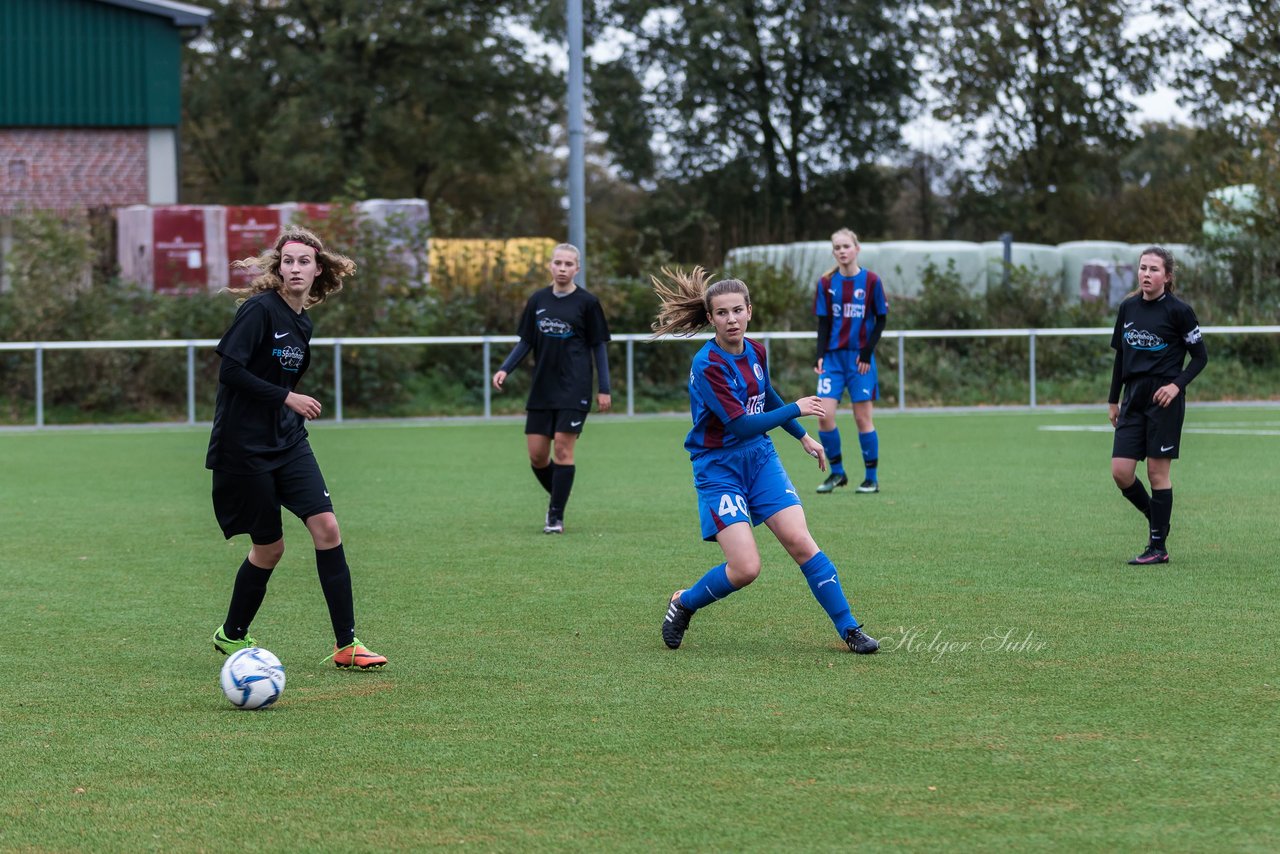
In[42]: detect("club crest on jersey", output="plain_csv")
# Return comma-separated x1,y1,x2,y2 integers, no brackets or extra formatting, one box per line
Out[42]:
538,317,574,338
1123,328,1167,351
273,344,305,371
854,288,865,300
752,363,764,382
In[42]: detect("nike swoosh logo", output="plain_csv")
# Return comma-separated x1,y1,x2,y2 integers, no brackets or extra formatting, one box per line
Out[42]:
323,490,330,497
537,308,547,314
274,331,289,339
817,574,838,588
1124,322,1134,329
570,420,583,427
1160,445,1175,453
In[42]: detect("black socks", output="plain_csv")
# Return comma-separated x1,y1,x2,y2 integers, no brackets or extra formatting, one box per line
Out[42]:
316,543,356,648
549,464,576,519
1121,479,1152,520
223,557,273,640
1149,488,1173,549
532,462,555,494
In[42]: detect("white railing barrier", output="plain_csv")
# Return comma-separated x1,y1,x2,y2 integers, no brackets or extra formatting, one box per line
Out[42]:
1,326,1276,428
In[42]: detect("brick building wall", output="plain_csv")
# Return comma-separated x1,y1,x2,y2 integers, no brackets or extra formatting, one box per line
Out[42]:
0,129,148,215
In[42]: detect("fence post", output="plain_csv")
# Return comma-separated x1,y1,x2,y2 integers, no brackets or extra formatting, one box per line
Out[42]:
483,339,491,419
626,338,635,416
35,346,44,428
897,335,906,411
187,343,196,424
1028,332,1037,409
333,341,343,422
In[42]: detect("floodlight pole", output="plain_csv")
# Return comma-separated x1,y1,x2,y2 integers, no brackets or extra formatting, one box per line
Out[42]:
568,0,586,285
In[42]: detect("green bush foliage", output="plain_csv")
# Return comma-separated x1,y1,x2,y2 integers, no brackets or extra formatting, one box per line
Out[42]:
1,211,1276,425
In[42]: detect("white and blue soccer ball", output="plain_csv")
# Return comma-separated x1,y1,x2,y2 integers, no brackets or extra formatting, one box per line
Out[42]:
220,647,285,710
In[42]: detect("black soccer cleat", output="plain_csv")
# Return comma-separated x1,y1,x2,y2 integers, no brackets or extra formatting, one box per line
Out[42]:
662,590,695,649
855,479,880,494
543,512,564,534
844,626,880,654
1128,546,1169,565
816,473,848,494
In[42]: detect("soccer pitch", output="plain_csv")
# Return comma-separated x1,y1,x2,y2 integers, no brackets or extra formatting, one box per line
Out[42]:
2,408,1278,851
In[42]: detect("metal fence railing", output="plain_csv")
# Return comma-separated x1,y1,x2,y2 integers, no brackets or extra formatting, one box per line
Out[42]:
1,325,1277,428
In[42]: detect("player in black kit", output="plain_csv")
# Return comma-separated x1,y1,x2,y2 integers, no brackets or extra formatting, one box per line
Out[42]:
492,243,612,534
1108,246,1208,566
207,226,387,669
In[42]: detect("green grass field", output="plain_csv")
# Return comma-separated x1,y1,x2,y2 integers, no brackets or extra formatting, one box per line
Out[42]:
3,408,1279,851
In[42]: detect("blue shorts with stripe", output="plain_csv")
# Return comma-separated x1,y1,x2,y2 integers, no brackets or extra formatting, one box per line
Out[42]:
691,438,802,541
817,350,879,403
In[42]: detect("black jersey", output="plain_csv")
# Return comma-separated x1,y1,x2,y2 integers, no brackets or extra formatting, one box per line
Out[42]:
206,290,314,474
1108,291,1207,402
515,285,611,410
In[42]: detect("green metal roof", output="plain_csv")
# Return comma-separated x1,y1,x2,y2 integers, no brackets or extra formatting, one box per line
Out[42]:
0,0,212,127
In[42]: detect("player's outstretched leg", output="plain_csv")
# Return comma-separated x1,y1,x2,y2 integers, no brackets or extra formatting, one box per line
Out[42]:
798,552,878,654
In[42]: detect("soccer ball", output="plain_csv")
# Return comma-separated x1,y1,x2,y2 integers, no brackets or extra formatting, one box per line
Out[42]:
220,647,285,710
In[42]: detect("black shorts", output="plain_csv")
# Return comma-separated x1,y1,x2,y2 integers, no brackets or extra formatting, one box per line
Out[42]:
212,452,333,544
1112,377,1185,461
525,408,588,437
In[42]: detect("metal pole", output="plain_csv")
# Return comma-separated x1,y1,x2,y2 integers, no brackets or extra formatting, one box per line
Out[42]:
187,343,196,424
626,338,635,416
1000,231,1013,290
1028,332,1037,408
483,339,492,418
567,0,586,284
35,346,44,428
897,335,906,411
333,341,343,422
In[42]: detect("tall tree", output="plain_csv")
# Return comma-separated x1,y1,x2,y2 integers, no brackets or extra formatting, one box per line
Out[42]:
593,0,921,242
927,0,1164,242
181,0,561,234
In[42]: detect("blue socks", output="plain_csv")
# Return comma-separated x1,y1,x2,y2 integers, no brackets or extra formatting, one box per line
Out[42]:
800,551,858,637
859,430,878,482
819,429,844,476
679,563,738,611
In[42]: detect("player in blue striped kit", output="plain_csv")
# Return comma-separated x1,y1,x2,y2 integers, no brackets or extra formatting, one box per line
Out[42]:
813,228,889,494
650,267,879,655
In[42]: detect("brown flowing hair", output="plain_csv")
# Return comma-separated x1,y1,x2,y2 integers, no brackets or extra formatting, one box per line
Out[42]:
1138,245,1176,294
228,226,356,308
650,266,751,338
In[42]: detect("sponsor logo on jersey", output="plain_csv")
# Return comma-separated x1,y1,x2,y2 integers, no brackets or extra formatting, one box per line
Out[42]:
538,317,574,338
1184,326,1202,344
272,344,306,371
1123,328,1167,351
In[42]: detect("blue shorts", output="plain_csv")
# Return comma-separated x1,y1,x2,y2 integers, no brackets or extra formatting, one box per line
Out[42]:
817,350,879,403
691,439,802,541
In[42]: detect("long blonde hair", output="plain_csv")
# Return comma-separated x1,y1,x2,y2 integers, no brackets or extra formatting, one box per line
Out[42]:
650,266,751,338
823,227,860,280
228,226,356,308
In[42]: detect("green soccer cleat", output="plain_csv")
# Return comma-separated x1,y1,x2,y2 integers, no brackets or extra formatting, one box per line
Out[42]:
816,473,848,494
213,625,258,657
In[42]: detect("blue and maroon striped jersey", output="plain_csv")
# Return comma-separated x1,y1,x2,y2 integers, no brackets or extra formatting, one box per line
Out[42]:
685,337,774,457
814,269,888,354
